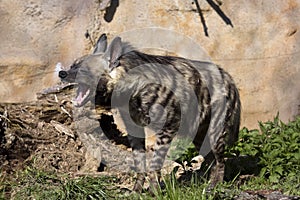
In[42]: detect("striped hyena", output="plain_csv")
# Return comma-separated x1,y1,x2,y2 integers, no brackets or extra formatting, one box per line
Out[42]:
58,34,241,193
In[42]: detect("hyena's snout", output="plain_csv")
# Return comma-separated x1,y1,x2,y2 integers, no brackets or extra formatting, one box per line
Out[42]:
58,68,93,107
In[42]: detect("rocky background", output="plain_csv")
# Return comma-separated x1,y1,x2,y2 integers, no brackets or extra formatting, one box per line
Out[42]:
0,0,299,128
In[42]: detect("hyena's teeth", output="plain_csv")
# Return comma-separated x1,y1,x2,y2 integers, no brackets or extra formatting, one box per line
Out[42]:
73,89,90,106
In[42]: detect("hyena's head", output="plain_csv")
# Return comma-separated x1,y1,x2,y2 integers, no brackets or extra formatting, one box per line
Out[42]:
58,34,127,107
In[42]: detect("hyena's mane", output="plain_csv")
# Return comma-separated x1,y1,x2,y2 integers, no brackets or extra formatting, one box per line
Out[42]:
118,50,198,78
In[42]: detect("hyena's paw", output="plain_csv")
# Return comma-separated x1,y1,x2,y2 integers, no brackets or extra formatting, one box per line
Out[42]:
207,162,225,191
132,173,146,193
147,171,162,196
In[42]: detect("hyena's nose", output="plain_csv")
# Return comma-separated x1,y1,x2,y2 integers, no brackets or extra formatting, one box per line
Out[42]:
58,70,68,79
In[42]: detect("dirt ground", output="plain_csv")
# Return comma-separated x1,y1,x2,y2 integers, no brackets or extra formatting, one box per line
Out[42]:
0,84,86,175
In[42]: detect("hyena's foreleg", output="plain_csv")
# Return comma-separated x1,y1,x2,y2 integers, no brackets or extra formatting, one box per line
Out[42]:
148,129,175,193
127,134,146,192
119,108,147,192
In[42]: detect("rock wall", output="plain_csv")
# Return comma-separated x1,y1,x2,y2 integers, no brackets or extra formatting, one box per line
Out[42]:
0,0,95,101
0,0,299,128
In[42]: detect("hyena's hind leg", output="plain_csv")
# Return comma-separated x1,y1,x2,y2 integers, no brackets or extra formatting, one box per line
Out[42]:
204,109,240,188
193,130,226,187
192,120,227,187
208,85,241,187
209,131,227,187
209,109,240,187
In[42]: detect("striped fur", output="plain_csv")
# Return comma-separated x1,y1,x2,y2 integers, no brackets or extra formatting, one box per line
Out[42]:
58,34,241,193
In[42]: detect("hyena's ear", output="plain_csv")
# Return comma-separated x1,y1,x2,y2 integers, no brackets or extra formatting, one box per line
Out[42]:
93,34,108,54
104,37,122,69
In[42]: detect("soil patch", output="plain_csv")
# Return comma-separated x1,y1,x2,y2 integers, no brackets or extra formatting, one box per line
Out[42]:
0,84,85,174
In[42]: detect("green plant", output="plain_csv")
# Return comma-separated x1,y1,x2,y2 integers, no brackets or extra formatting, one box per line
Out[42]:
229,114,300,183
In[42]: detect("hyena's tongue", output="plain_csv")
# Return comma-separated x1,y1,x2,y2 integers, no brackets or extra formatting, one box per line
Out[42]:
74,84,90,107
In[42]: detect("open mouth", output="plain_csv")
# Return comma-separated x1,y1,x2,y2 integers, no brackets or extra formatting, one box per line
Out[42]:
73,83,91,107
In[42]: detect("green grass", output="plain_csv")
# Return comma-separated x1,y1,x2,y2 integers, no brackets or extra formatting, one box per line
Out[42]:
2,170,298,200
0,167,115,200
1,115,300,199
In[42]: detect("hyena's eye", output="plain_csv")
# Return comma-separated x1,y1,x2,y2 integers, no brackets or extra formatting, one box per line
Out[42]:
58,71,68,79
